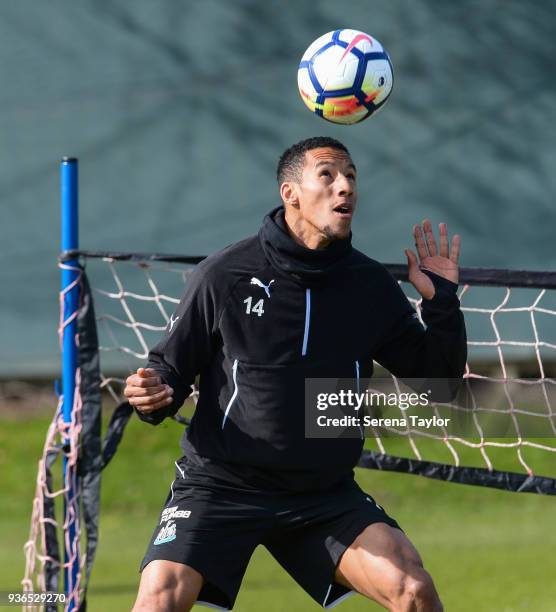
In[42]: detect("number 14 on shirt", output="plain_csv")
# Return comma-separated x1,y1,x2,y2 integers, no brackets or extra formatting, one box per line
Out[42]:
244,296,265,317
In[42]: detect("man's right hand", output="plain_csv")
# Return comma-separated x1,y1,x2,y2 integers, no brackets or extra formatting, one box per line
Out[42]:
124,367,174,413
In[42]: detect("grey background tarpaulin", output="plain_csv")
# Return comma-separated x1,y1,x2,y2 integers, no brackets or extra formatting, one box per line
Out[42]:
1,1,555,376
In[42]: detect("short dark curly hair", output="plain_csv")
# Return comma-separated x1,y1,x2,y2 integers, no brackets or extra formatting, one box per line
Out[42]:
276,136,350,185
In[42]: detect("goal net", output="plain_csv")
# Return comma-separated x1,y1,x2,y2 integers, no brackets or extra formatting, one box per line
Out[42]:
67,251,556,493
23,250,556,609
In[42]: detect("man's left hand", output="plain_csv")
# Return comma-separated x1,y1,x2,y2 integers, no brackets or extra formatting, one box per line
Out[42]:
405,220,460,300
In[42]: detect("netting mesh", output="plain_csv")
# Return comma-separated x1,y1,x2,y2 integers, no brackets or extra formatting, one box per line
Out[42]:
373,283,556,478
92,258,194,405
23,263,85,610
22,253,556,606
87,255,556,479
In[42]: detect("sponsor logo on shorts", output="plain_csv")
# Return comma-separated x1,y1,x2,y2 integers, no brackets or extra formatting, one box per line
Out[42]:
160,506,192,524
154,521,176,545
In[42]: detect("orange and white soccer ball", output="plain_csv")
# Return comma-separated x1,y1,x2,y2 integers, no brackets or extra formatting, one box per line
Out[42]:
297,29,394,125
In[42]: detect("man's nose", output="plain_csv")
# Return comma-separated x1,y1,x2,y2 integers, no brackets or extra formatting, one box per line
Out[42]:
336,174,353,196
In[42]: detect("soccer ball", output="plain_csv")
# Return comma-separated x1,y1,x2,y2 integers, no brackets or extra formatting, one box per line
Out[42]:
297,29,393,125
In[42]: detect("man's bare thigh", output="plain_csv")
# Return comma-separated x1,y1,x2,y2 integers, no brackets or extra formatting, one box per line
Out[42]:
132,560,203,612
335,523,442,611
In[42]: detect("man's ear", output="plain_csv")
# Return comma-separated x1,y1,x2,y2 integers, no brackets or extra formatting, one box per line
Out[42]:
280,181,300,208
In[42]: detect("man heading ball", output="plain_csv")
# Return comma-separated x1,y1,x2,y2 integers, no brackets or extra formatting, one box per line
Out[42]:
126,137,466,611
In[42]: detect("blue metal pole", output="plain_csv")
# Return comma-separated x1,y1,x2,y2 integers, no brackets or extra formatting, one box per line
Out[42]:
60,157,79,610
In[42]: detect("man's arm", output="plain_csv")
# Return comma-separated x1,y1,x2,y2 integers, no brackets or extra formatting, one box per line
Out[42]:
373,271,467,379
373,220,467,383
125,263,218,425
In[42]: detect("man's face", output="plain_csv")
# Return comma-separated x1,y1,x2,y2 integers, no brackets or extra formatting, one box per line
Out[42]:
286,147,357,247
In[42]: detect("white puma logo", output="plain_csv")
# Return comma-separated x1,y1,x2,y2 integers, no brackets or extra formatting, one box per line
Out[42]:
168,313,180,332
250,277,275,298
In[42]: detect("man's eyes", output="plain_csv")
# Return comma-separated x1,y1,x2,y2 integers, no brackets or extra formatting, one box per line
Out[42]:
318,169,356,180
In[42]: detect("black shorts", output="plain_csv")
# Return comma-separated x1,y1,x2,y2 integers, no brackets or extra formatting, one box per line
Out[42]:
140,457,401,610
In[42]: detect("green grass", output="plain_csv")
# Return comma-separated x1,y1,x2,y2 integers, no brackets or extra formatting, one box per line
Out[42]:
2,411,555,611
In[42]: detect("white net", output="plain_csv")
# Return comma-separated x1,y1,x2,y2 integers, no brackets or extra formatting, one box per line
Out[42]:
86,257,197,407
25,254,554,608
23,263,85,610
85,255,556,486
372,280,556,481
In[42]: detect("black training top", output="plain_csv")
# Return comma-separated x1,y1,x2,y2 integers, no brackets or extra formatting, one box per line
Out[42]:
137,206,467,492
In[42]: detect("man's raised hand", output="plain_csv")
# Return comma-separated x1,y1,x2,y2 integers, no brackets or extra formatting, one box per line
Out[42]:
404,219,460,300
124,367,174,413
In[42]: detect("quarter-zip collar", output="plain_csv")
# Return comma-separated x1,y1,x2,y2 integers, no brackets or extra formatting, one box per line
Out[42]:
258,206,353,282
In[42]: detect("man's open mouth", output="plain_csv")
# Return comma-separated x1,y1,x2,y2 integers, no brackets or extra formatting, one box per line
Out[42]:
333,204,353,217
